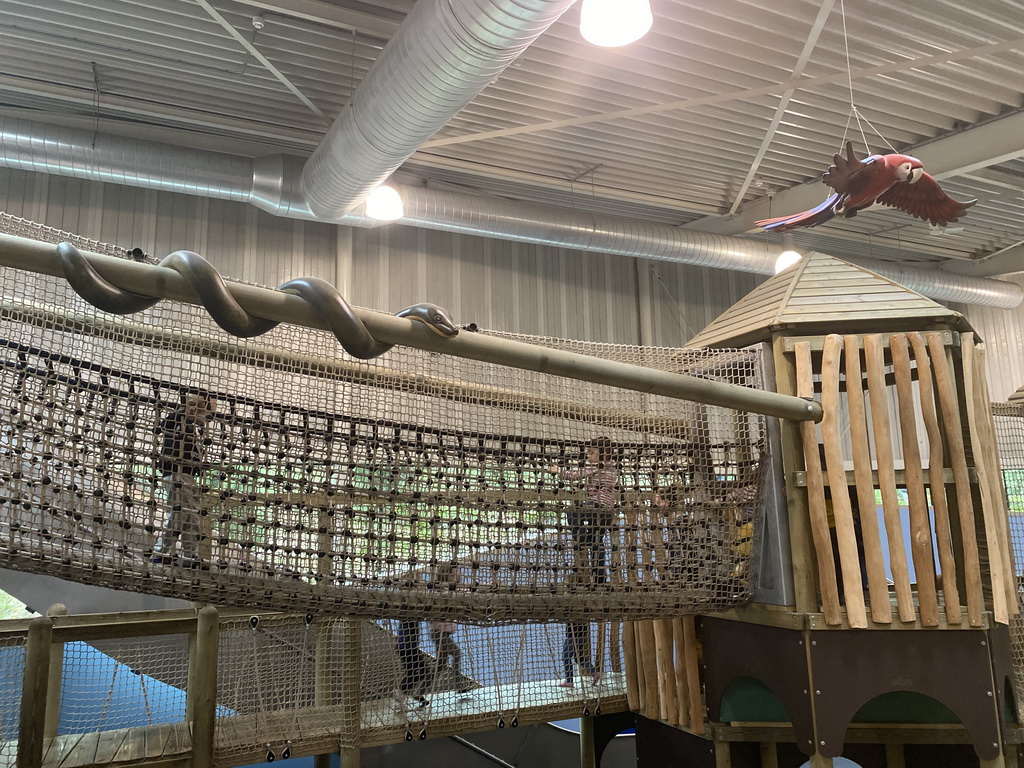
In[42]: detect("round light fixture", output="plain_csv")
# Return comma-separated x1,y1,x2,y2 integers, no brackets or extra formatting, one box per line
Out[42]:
774,233,802,274
579,0,653,47
365,184,404,222
774,250,802,274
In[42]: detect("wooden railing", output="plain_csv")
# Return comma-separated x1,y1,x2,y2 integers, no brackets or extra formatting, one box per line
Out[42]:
794,331,1017,628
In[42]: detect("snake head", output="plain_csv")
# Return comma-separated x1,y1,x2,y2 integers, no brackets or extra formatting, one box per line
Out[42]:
396,303,459,338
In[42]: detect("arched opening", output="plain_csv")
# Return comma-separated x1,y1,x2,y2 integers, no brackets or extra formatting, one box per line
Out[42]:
719,675,790,723
850,691,959,725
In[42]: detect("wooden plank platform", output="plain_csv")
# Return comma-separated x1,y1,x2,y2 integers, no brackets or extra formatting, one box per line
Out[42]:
19,721,194,768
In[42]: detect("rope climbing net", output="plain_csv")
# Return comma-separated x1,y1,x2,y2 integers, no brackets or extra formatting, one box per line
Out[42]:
0,212,767,623
991,402,1024,717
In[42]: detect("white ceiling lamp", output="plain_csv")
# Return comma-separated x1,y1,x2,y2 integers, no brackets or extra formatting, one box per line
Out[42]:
365,184,404,221
774,233,802,274
579,0,653,47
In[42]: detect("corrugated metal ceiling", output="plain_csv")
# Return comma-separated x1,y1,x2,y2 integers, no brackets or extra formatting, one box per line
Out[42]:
0,0,1021,270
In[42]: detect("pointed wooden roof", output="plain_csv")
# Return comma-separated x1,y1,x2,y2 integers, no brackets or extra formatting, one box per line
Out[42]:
687,251,973,348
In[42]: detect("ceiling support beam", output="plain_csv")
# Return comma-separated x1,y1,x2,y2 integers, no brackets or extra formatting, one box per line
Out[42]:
230,0,402,38
685,109,1024,236
193,0,326,120
727,0,835,213
420,35,1024,150
939,241,1024,278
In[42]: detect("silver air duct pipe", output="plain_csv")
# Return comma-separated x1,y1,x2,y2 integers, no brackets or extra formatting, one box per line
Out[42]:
1,117,1020,309
845,257,1020,309
300,0,579,219
0,118,369,225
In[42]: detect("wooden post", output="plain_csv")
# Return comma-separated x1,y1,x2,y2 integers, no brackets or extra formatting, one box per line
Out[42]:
885,743,906,768
44,604,67,740
863,334,916,623
927,332,984,626
315,617,337,768
820,334,867,628
962,334,1010,624
191,606,219,768
653,619,677,725
795,341,841,625
843,335,892,624
759,741,779,768
580,714,597,768
338,620,363,758
17,617,53,768
610,621,622,674
672,618,689,729
639,620,659,717
774,336,818,613
623,622,639,711
713,741,731,768
680,617,703,731
907,332,962,624
890,334,939,627
971,340,1019,616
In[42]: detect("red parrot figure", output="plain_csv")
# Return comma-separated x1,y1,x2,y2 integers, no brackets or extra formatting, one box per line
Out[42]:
756,141,976,232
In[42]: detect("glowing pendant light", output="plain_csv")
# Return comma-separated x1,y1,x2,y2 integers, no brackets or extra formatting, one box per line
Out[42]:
774,233,802,274
364,184,404,221
579,0,653,47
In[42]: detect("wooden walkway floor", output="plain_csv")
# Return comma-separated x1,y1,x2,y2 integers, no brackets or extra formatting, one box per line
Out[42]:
3,678,628,768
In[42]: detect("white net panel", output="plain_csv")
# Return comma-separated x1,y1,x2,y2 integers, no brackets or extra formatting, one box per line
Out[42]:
58,636,192,734
0,212,767,622
0,634,25,765
992,403,1024,715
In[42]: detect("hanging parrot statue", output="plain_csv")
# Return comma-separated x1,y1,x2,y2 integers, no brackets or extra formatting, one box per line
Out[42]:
756,141,976,232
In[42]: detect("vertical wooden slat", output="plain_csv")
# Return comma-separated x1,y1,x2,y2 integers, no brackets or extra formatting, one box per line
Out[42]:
863,334,916,623
820,333,867,628
775,337,819,612
672,618,690,729
653,619,677,725
17,617,52,768
963,335,1011,624
639,620,660,717
973,343,1020,617
191,606,219,768
890,333,939,627
794,341,841,625
681,617,704,731
927,332,984,626
634,621,648,711
44,604,67,740
907,332,962,624
623,622,639,711
610,621,622,674
843,335,892,624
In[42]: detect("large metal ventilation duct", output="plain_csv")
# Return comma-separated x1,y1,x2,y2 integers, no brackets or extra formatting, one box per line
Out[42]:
0,117,1020,309
300,0,579,219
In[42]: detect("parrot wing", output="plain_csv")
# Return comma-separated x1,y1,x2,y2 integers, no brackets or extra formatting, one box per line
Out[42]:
755,193,839,232
822,141,880,198
876,173,977,227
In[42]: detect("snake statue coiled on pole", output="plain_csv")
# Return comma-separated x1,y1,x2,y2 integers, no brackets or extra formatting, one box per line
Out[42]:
54,242,459,358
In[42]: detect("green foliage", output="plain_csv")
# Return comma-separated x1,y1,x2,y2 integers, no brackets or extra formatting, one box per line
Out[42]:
0,588,34,620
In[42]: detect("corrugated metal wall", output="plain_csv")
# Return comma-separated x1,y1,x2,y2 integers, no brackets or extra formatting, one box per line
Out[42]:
0,168,760,348
952,280,1024,403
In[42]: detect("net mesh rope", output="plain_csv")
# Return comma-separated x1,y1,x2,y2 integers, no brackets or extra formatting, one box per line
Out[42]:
992,403,1024,717
0,211,766,623
0,212,771,759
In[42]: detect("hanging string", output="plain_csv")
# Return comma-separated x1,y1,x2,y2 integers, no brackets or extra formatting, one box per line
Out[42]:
837,0,898,156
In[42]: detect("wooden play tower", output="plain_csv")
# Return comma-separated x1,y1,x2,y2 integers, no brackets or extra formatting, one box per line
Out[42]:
622,252,1021,768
